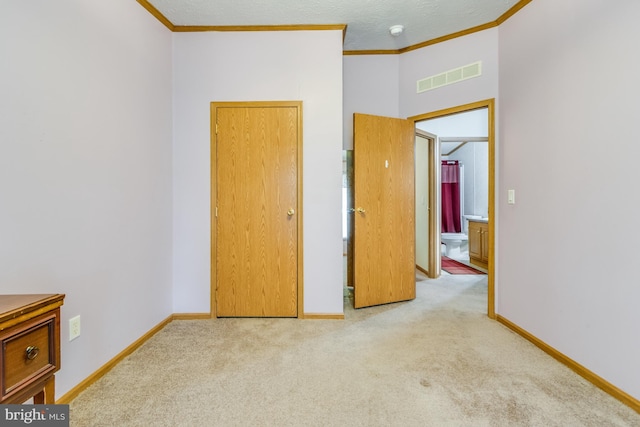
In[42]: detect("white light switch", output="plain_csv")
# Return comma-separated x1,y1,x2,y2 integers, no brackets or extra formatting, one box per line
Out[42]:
507,189,516,205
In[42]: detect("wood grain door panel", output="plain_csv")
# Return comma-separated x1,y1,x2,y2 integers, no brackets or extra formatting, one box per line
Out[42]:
215,105,299,317
353,113,415,308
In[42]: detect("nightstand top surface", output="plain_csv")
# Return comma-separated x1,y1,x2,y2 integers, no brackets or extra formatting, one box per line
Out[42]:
0,294,65,326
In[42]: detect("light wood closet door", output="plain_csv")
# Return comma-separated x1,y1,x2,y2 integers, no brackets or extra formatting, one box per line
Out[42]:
215,105,299,317
353,113,415,308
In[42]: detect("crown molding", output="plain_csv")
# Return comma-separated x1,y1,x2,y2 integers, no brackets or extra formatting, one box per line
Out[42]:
136,0,174,31
136,0,533,55
344,0,533,55
173,24,347,33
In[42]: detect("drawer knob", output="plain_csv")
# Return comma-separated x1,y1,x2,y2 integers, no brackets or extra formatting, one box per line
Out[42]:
25,345,40,361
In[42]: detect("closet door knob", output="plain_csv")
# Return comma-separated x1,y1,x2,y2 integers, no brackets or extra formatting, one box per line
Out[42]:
356,207,366,214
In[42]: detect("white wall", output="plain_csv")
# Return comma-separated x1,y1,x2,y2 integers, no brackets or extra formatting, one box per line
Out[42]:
0,0,173,396
343,55,400,149
343,30,497,142
416,108,488,137
499,0,640,399
399,28,499,118
172,31,344,315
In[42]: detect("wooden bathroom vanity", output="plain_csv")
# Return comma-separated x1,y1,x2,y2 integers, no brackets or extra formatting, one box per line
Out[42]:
468,218,489,269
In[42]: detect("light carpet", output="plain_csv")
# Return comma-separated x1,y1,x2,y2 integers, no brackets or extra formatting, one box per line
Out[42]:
69,274,640,426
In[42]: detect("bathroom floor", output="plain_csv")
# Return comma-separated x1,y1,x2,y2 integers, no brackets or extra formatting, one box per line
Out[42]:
441,242,470,262
441,243,488,274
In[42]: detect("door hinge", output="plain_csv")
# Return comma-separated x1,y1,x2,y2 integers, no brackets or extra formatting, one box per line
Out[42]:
215,123,218,134
215,206,218,217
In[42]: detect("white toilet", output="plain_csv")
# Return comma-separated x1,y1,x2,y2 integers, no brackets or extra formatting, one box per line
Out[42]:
441,233,468,258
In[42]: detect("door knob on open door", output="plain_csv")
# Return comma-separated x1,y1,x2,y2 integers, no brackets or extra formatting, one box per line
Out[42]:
356,207,366,214
287,209,295,216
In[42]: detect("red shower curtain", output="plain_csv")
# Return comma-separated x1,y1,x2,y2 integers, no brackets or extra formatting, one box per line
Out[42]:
441,160,461,233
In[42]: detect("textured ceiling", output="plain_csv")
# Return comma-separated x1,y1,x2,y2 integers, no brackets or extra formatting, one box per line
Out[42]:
146,0,522,51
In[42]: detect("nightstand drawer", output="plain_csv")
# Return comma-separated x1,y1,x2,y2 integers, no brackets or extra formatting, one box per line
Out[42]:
1,312,58,400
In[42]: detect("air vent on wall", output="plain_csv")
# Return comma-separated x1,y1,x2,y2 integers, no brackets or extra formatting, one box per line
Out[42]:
417,61,482,93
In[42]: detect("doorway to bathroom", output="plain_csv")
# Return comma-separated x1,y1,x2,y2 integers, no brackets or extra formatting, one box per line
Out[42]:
409,99,495,318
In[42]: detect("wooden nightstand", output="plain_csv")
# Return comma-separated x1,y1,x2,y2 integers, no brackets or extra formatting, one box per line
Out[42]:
0,294,65,404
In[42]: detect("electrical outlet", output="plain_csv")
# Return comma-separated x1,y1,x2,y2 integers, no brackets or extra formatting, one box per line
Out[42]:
69,315,81,341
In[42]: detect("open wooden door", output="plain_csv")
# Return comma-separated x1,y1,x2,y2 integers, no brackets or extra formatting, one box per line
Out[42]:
351,113,415,308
